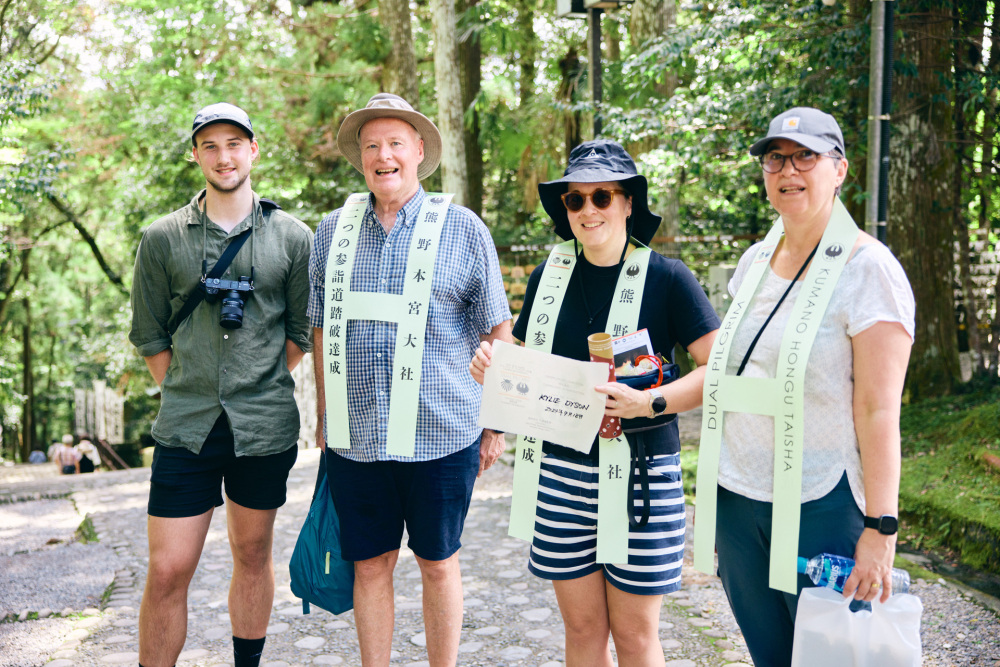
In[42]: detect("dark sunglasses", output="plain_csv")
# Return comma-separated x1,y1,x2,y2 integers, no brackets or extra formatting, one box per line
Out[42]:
560,188,629,212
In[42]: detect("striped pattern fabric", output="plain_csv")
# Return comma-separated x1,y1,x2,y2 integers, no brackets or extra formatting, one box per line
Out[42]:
528,453,686,595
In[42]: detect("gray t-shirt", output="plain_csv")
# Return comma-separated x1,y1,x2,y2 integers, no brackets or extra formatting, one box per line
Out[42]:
718,241,915,512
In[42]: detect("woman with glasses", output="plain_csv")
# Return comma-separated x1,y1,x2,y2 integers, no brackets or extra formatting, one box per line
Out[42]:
470,140,719,666
702,108,915,666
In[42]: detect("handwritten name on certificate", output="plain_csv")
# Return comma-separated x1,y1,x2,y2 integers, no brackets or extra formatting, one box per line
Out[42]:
478,340,609,453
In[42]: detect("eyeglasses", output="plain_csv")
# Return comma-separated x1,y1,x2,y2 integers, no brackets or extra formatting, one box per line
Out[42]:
760,149,840,174
560,188,629,212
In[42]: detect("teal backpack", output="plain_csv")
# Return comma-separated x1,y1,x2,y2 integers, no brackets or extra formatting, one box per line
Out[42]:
289,468,354,615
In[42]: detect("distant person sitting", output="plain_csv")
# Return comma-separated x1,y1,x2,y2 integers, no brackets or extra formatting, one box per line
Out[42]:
28,449,47,464
52,435,81,474
77,439,98,473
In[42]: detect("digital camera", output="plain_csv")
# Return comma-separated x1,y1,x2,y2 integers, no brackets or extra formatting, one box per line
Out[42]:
202,276,253,329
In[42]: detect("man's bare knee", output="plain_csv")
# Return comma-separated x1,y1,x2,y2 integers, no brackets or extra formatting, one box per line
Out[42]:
230,539,272,572
414,553,459,585
146,558,197,598
355,551,398,582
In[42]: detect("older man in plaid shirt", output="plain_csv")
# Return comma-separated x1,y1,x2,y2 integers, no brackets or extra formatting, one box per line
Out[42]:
308,94,511,666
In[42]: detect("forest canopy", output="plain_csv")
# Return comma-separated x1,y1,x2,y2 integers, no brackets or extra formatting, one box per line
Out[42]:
1,0,998,459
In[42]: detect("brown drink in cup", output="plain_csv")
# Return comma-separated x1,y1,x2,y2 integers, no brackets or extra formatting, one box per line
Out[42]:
588,332,621,439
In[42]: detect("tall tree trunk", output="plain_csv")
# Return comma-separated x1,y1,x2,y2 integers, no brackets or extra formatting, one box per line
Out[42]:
20,256,34,461
952,1,982,377
41,330,56,447
629,0,678,247
982,0,1000,377
604,11,621,62
432,0,469,205
380,0,420,106
458,0,483,218
889,1,961,398
517,0,536,107
630,0,677,97
558,47,583,157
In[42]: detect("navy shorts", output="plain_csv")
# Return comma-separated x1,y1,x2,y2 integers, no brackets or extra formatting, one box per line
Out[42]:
325,441,480,562
148,413,298,518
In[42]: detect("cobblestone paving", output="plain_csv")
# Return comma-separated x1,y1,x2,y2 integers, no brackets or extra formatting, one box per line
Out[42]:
2,419,999,666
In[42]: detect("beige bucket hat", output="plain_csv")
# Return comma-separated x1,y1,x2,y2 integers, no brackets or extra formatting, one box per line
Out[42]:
336,93,442,180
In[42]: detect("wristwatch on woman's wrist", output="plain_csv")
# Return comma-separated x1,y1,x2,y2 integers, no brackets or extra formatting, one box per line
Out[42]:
863,514,898,535
647,389,667,418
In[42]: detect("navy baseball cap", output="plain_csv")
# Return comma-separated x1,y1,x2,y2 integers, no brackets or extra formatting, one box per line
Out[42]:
191,103,254,145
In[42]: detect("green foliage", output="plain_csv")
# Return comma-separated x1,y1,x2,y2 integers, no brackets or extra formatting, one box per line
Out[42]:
899,389,1000,572
76,515,99,543
0,0,998,455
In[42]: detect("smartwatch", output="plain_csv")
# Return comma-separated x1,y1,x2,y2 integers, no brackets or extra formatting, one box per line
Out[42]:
863,514,898,535
648,389,668,418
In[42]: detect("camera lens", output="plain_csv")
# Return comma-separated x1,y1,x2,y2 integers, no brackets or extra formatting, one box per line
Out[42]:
219,289,244,329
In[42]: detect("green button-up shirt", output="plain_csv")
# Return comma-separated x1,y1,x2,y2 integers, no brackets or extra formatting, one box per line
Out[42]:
129,191,313,456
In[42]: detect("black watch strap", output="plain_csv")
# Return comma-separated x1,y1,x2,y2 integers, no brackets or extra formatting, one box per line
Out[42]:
863,514,898,535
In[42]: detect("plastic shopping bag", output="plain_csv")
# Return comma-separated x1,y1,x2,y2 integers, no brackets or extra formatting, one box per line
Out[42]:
289,469,354,615
790,587,922,667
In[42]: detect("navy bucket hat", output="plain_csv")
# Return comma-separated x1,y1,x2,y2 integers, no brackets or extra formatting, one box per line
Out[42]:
538,140,662,245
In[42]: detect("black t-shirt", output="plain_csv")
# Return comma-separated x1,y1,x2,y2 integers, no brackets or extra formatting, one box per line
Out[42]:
512,249,720,462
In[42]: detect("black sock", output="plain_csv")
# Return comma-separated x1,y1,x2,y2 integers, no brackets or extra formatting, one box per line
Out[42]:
233,636,266,667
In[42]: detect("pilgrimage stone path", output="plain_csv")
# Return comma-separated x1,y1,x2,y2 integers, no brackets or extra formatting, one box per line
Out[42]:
2,414,999,666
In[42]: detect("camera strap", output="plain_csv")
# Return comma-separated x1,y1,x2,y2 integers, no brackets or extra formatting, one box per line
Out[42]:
168,227,253,336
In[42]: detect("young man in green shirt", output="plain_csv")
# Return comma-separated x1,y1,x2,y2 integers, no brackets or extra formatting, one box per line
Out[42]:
129,103,312,667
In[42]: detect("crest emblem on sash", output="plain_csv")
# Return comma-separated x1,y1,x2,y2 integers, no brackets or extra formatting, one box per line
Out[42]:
824,243,844,260
430,196,445,204
625,263,641,280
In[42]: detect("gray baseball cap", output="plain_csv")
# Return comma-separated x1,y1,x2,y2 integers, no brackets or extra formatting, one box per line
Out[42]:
191,103,254,145
749,107,845,157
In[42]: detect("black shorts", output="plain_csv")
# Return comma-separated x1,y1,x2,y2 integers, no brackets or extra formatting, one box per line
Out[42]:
148,413,298,518
326,441,480,562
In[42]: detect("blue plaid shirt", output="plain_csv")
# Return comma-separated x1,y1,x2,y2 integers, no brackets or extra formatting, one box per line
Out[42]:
308,187,511,462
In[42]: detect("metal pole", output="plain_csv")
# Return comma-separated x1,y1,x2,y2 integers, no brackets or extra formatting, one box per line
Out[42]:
865,0,886,239
588,7,603,137
876,1,895,245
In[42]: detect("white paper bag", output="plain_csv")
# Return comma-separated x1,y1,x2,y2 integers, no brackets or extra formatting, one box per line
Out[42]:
790,587,923,667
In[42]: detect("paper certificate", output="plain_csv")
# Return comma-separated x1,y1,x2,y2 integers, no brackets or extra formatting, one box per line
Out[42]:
478,340,609,452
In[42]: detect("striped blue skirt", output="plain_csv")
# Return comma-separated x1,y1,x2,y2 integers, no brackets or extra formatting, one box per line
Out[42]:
527,452,685,596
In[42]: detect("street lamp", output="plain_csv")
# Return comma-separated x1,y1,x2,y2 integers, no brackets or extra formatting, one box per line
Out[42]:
556,0,633,137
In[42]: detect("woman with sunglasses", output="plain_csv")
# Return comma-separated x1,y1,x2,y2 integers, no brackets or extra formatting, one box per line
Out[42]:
470,140,719,666
700,108,915,666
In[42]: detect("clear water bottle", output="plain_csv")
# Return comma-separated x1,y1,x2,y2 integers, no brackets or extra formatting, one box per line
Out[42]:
797,553,910,594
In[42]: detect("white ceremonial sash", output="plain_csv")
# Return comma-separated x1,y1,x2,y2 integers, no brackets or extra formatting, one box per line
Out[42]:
322,192,453,457
694,198,860,593
510,240,652,564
